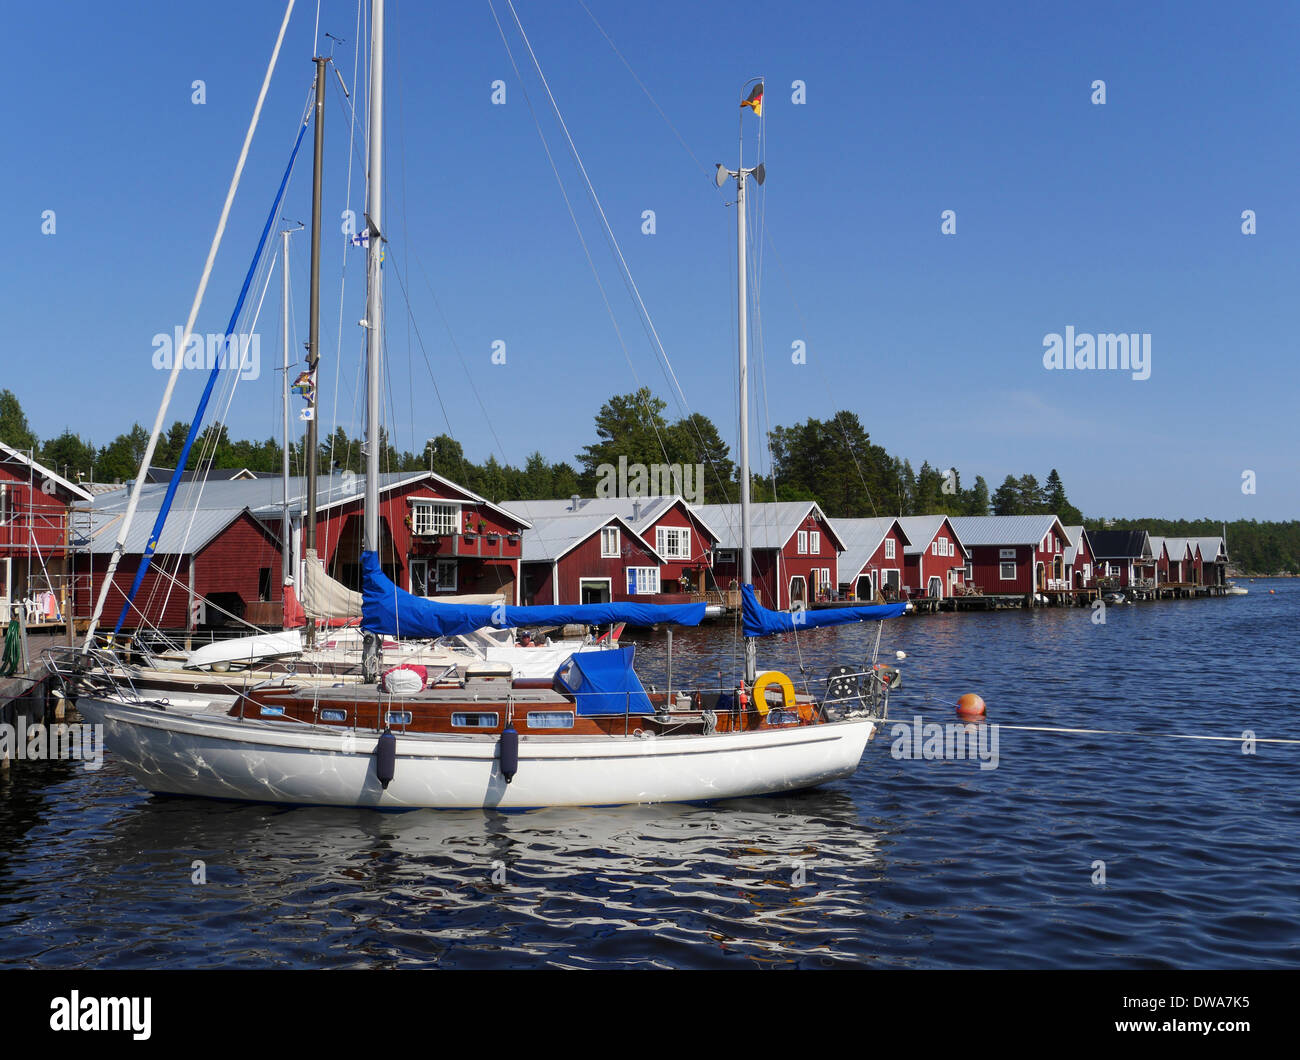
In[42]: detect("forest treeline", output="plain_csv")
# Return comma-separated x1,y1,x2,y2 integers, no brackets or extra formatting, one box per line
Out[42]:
2,387,1292,573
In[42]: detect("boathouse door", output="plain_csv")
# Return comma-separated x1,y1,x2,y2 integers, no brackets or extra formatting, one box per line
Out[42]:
789,576,806,609
580,578,611,604
927,576,942,598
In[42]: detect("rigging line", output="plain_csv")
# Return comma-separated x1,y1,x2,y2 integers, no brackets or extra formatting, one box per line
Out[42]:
152,250,284,628
493,5,738,522
500,1,713,487
573,0,719,186
485,2,679,487
988,723,1300,747
83,0,299,651
390,0,426,471
762,227,882,519
487,6,674,471
325,0,366,556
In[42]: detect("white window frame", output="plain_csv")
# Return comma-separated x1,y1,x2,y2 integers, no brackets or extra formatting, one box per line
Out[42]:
601,526,620,557
999,548,1016,560
410,499,459,536
626,567,660,595
885,538,896,560
931,540,940,557
655,525,691,560
409,558,430,596
809,530,821,555
999,561,1017,580
965,561,974,582
715,548,737,565
797,530,808,554
435,558,458,592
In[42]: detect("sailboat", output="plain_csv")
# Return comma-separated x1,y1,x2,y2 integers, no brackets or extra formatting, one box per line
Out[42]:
60,1,909,808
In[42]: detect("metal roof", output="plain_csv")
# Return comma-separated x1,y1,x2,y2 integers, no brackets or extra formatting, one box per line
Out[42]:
1086,529,1152,560
948,515,1063,547
896,515,965,557
88,470,529,529
1063,524,1085,565
519,512,660,564
1163,536,1193,560
1190,536,1227,562
502,495,713,541
835,518,906,584
693,501,843,552
84,506,254,556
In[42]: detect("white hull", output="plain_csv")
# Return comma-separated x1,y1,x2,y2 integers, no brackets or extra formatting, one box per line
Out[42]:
75,695,876,809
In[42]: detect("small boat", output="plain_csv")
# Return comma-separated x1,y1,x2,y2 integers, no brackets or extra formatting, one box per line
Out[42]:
1225,581,1249,596
1103,592,1126,604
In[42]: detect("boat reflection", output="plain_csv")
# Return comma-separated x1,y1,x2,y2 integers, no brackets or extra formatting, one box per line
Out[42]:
80,788,891,967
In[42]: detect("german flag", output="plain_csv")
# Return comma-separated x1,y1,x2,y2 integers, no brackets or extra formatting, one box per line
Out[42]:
741,83,763,117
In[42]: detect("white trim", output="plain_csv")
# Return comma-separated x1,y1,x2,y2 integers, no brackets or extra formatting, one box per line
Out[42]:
0,440,94,502
434,558,458,593
579,576,612,604
601,526,621,557
409,557,430,596
625,567,660,595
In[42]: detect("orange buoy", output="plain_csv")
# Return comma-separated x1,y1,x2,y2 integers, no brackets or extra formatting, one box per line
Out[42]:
956,693,986,718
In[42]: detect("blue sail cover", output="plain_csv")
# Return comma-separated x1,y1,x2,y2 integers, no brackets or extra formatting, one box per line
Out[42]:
361,552,706,637
741,584,907,637
555,646,654,716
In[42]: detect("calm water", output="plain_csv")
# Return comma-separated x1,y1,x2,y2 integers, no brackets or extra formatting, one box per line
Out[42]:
2,580,1297,969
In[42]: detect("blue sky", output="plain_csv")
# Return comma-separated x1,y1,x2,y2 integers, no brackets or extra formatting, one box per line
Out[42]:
6,0,1298,520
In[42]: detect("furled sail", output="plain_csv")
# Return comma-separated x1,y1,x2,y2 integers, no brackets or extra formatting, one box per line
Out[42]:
301,548,362,619
741,584,906,637
361,551,705,636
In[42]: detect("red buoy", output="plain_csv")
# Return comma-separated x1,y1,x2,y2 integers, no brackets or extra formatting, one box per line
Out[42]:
956,693,986,718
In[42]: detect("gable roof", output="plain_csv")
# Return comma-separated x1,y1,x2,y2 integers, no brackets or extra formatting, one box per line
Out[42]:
835,518,908,583
1063,525,1087,566
519,513,661,564
948,514,1065,548
1190,536,1227,563
87,471,530,530
502,494,716,544
1086,529,1152,560
693,501,845,552
84,506,257,556
1163,536,1194,561
896,515,967,558
0,440,95,502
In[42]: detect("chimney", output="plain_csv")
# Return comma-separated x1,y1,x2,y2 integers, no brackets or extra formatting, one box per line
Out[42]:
632,499,642,522
569,494,580,512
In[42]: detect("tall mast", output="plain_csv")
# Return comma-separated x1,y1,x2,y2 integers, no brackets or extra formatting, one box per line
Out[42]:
280,228,292,591
361,0,384,682
303,55,327,649
717,85,764,686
